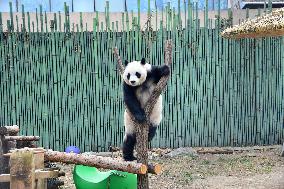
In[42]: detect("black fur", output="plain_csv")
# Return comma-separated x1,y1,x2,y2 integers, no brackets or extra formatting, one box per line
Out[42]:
122,134,137,161
125,60,129,66
122,126,157,161
147,65,170,83
141,58,146,65
148,124,157,141
123,83,147,123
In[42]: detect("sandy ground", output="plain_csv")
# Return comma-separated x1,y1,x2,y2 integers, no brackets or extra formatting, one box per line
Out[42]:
57,145,284,189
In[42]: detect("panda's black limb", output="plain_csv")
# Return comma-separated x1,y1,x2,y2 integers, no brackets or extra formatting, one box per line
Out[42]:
148,124,157,142
148,65,170,83
122,134,137,161
123,83,146,123
122,124,157,161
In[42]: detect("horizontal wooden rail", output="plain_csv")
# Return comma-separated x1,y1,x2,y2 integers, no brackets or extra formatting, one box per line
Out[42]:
4,149,161,175
0,174,9,182
45,150,148,175
4,136,40,141
0,126,19,135
0,170,64,183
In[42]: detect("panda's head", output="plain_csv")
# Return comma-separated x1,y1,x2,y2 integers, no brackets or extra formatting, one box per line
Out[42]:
123,58,151,87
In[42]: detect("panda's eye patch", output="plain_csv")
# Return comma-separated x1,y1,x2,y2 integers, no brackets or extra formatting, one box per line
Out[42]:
127,73,130,80
135,72,141,78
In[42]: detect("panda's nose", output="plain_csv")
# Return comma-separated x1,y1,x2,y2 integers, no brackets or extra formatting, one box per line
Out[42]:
130,81,135,84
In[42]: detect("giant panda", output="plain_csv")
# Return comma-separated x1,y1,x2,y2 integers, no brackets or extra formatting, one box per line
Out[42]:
122,58,170,161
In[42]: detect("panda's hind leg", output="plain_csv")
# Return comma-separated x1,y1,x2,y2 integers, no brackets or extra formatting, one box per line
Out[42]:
148,124,157,142
122,134,137,161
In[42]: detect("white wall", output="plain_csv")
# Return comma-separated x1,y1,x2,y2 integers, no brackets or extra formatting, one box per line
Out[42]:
0,9,269,32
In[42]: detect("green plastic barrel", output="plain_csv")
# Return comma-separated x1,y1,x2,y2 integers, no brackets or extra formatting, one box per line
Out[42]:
73,165,137,189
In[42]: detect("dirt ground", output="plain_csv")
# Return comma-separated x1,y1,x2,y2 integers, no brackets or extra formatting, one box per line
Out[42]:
57,145,284,189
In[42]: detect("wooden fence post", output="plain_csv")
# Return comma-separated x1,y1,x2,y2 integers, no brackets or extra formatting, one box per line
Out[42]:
0,134,9,189
0,125,20,189
34,149,46,189
9,149,35,189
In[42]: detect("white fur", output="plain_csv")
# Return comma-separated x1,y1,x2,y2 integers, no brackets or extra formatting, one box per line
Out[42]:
123,61,149,87
144,63,152,72
124,95,162,135
123,61,162,135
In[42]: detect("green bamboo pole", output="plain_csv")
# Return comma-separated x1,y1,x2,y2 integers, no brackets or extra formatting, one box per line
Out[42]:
21,5,26,32
137,0,140,27
0,3,283,152
9,2,14,31
0,12,2,33
39,5,43,32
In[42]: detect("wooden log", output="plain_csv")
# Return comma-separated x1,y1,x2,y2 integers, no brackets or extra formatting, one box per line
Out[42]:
113,40,172,189
0,170,63,182
0,125,18,182
10,149,35,189
0,133,9,189
281,143,284,157
16,140,38,148
4,136,40,141
136,40,172,189
1,126,19,155
34,149,46,189
44,150,147,175
197,149,234,154
0,126,19,135
147,164,162,175
35,170,63,179
4,148,47,157
113,47,125,78
0,174,10,182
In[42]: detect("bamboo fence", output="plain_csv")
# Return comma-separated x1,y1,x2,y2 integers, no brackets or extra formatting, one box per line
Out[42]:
0,0,283,152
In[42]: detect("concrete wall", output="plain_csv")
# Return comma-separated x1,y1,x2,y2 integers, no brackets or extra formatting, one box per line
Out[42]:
0,9,273,31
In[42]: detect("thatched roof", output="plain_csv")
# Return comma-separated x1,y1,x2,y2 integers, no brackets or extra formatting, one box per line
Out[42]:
221,7,284,38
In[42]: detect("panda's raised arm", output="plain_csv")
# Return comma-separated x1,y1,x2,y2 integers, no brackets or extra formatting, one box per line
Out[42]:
148,65,170,83
123,83,146,123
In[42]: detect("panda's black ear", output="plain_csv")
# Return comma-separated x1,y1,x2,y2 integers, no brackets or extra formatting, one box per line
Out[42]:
124,60,129,66
141,58,146,65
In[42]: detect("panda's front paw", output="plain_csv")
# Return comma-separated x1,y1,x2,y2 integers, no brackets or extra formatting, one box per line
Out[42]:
135,113,146,123
161,65,170,76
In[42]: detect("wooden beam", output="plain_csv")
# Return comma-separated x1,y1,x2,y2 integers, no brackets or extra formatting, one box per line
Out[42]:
35,170,61,179
34,149,45,189
0,174,10,182
44,150,148,175
148,163,162,175
0,130,10,188
197,148,234,154
4,148,45,157
0,125,19,135
4,136,40,141
0,170,64,183
113,47,125,77
10,149,35,189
